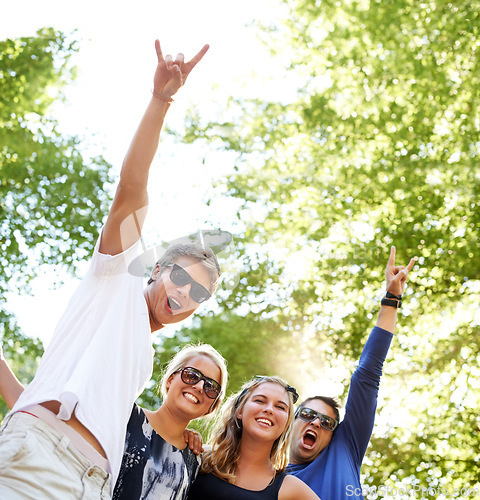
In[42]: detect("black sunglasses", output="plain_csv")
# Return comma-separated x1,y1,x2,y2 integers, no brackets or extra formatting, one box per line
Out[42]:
295,407,339,431
252,375,299,404
165,263,211,304
176,366,221,400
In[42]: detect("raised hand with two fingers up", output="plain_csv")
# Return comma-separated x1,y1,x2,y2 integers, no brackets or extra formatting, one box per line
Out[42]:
152,39,209,101
385,245,417,298
377,246,417,332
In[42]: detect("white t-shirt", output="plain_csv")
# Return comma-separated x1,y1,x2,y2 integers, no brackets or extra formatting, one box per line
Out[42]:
12,234,154,489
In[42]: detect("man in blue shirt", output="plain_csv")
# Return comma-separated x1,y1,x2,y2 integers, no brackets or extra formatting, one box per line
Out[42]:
287,247,417,500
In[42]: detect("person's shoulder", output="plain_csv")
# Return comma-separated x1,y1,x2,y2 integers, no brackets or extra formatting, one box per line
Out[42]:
131,403,145,420
126,405,151,435
286,461,308,474
280,474,320,499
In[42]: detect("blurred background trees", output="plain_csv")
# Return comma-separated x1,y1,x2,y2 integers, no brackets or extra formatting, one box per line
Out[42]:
159,0,480,494
1,1,479,495
0,28,112,417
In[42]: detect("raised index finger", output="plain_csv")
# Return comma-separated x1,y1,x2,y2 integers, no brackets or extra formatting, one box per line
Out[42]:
387,245,396,270
155,39,165,63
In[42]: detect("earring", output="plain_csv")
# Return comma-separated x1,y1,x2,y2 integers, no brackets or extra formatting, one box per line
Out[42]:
235,415,243,429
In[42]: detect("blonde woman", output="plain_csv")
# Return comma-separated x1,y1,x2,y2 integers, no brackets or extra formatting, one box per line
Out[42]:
113,343,228,499
187,376,320,499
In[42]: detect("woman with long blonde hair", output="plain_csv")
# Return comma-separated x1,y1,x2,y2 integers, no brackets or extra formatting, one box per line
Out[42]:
187,376,320,499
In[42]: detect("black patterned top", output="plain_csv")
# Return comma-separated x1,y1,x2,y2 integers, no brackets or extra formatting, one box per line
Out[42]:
113,404,201,500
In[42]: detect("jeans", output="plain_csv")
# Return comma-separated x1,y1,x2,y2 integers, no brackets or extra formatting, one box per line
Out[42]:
0,411,111,499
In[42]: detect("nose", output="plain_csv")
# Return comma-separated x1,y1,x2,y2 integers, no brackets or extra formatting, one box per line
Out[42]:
176,282,192,298
192,379,205,393
263,403,274,415
310,418,321,428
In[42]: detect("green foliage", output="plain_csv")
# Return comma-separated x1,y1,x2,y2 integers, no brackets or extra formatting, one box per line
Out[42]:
172,0,479,493
0,28,112,290
0,28,112,415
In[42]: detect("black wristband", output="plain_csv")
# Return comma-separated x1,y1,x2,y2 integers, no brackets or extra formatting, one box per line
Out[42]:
386,291,402,300
381,298,402,308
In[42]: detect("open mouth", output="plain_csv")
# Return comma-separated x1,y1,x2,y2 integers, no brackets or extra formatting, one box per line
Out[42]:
302,430,317,448
167,297,181,311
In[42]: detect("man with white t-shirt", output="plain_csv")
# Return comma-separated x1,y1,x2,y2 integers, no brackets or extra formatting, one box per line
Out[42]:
0,39,215,499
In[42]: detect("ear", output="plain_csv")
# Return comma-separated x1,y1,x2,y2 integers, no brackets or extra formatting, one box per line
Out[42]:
165,373,175,392
151,264,162,281
235,411,243,429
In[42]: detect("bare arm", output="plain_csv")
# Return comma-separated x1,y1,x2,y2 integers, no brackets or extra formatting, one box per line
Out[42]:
376,246,417,333
0,344,25,409
100,40,209,255
280,474,320,499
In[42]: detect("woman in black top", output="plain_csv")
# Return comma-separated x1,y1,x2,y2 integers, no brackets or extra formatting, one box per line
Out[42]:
187,376,319,500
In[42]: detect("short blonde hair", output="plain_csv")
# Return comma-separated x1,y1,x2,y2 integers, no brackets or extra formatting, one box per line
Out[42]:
160,343,228,415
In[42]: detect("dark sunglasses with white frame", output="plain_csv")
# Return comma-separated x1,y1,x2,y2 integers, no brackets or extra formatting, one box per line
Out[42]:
295,406,339,431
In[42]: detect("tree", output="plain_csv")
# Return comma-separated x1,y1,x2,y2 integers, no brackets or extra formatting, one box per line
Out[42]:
0,28,112,420
166,0,479,493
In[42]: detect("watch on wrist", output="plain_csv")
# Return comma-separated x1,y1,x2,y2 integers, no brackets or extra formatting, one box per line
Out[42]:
381,298,402,308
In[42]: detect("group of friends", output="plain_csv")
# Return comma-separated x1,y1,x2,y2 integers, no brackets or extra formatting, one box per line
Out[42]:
0,39,417,499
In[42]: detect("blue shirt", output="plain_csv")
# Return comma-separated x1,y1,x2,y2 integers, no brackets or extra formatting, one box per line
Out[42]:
287,326,393,500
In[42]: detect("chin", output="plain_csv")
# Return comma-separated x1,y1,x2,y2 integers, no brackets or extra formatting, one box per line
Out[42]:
167,313,190,324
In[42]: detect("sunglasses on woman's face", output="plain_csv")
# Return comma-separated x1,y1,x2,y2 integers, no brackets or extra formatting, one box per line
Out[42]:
165,263,211,304
176,366,221,400
295,407,339,431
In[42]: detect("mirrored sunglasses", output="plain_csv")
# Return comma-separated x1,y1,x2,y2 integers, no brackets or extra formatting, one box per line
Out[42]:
177,366,221,400
295,407,339,431
165,263,211,304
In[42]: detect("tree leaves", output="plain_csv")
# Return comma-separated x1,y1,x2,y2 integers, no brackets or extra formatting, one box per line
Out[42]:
0,28,112,288
167,0,479,490
0,28,112,420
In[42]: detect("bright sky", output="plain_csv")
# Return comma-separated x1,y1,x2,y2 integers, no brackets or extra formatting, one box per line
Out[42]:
2,0,291,344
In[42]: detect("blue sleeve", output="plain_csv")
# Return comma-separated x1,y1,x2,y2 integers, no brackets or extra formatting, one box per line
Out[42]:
340,326,393,464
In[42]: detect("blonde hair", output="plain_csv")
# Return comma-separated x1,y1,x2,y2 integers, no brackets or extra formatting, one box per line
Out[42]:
160,343,228,415
200,376,296,483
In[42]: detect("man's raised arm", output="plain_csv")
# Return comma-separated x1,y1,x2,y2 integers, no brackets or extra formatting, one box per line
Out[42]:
343,246,418,457
100,40,209,255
